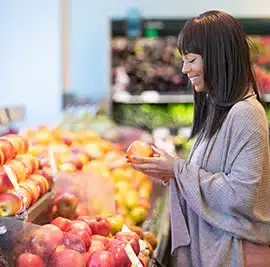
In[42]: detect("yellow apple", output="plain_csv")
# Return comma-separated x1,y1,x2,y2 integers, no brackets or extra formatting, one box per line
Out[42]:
107,214,124,235
129,206,148,225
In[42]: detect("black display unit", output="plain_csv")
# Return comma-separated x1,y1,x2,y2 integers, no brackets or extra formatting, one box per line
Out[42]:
110,18,270,131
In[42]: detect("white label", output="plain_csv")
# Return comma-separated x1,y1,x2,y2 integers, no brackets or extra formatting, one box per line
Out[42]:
49,147,58,176
4,165,26,213
139,239,147,251
4,165,20,192
121,224,132,233
124,243,143,267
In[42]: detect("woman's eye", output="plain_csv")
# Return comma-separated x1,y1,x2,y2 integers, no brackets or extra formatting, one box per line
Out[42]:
189,59,195,63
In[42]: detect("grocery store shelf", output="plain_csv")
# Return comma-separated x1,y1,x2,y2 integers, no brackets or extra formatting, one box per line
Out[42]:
113,92,270,104
112,92,194,104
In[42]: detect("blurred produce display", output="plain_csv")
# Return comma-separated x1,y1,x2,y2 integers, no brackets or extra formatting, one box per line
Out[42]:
252,36,270,93
113,103,194,131
112,37,188,95
60,106,153,150
21,126,153,228
112,36,270,95
266,106,270,124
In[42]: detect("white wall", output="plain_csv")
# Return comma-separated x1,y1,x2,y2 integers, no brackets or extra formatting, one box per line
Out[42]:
0,0,62,127
70,0,270,101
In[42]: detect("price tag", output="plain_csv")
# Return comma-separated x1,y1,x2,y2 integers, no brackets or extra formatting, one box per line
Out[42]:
124,243,143,267
139,239,147,250
49,147,58,176
3,165,26,214
121,224,132,233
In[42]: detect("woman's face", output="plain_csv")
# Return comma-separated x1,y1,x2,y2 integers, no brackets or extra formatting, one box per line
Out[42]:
181,53,205,92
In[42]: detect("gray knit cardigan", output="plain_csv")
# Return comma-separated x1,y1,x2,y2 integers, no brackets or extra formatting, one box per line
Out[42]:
170,95,270,267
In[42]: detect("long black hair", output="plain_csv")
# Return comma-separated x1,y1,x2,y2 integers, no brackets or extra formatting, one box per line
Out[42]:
178,10,260,139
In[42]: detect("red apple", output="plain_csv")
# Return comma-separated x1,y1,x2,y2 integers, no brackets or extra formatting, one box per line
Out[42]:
0,192,22,216
54,193,78,219
51,246,85,267
16,154,39,175
107,238,123,249
108,243,131,267
30,224,64,257
20,180,40,203
51,217,71,232
63,232,87,253
15,186,32,209
29,174,50,195
126,141,153,163
16,252,44,267
65,155,83,170
87,251,116,267
9,159,27,183
0,149,4,165
83,251,92,265
35,167,54,189
38,155,50,168
75,203,89,217
0,138,16,163
3,134,28,154
91,235,110,248
114,232,140,256
0,167,12,193
88,240,106,257
78,216,111,237
66,220,92,236
68,228,91,251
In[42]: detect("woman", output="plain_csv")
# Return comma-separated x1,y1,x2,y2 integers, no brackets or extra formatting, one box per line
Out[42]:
130,10,270,267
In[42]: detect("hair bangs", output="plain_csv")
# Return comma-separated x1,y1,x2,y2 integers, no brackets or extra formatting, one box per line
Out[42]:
177,19,201,55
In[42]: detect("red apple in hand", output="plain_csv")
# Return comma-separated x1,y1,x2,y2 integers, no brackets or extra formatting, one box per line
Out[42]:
78,216,111,236
63,232,87,253
68,229,91,251
126,141,153,163
87,251,116,267
30,224,64,257
51,246,85,267
66,220,92,236
114,232,140,256
51,217,71,232
16,252,45,267
91,235,110,248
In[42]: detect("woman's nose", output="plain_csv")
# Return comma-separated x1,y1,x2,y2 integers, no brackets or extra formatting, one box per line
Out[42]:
182,62,190,74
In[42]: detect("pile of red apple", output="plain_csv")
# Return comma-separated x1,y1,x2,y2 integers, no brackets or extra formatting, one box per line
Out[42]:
15,215,152,267
0,134,53,216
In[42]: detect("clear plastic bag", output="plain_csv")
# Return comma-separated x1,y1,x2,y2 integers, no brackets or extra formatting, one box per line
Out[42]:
50,170,116,221
0,216,155,266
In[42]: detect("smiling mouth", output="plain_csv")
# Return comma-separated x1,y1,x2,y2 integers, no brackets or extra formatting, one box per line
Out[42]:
189,75,199,83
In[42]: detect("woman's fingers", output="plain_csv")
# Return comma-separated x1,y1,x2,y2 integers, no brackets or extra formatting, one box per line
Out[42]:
131,156,159,164
151,145,166,156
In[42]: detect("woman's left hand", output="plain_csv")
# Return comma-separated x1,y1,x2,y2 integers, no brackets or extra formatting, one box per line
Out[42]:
129,146,175,183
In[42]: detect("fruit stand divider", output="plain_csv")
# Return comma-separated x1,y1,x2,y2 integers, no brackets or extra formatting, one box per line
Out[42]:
141,180,170,266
